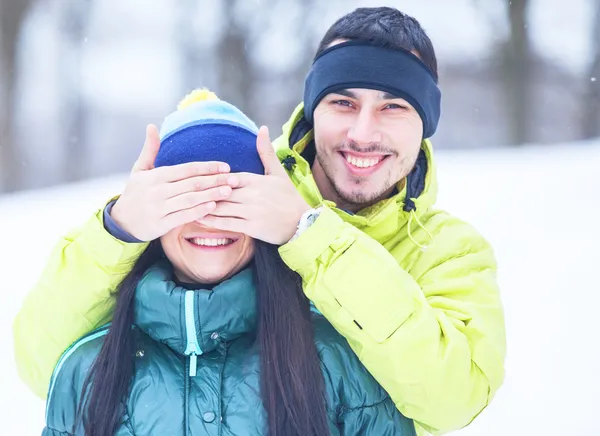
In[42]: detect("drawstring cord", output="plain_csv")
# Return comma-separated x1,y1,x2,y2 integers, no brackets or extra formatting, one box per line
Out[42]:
407,209,434,251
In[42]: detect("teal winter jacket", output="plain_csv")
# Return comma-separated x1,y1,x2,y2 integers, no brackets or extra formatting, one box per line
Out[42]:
43,262,416,435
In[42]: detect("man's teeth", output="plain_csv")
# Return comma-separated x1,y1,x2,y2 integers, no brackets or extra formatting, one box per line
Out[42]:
189,238,233,247
345,154,382,168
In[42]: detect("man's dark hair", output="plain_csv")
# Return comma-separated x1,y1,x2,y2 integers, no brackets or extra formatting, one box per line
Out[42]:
315,7,438,81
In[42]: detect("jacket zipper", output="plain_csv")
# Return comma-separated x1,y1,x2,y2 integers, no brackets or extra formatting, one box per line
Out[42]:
184,357,190,436
184,290,202,376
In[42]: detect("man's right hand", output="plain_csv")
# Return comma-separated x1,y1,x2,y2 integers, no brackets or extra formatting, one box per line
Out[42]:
110,124,234,242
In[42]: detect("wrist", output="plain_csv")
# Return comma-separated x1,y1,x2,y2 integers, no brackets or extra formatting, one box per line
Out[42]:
104,200,144,243
110,201,135,238
289,206,323,242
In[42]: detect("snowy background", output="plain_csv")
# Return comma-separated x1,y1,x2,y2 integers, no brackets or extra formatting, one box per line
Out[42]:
2,0,600,434
2,140,599,435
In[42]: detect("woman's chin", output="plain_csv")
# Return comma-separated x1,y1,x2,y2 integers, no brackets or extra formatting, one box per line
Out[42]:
187,264,239,285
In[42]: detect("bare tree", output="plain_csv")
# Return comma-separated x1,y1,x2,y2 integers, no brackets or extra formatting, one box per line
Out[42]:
176,0,267,120
216,0,255,116
59,0,92,182
502,0,532,145
286,0,319,101
178,0,207,94
582,0,600,139
0,0,33,192
246,0,322,129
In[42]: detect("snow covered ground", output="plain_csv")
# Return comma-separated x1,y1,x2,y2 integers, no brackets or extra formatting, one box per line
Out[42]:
1,140,599,434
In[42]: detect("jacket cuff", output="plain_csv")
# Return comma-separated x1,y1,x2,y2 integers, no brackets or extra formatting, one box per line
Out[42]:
103,200,144,243
278,207,344,273
78,206,148,269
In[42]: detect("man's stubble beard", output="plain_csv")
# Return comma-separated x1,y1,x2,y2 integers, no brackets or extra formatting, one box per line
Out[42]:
314,146,418,211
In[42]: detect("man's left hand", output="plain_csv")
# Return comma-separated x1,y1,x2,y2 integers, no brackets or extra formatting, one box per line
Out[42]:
199,126,311,245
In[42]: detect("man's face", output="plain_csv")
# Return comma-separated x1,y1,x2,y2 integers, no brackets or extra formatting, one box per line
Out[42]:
311,88,424,211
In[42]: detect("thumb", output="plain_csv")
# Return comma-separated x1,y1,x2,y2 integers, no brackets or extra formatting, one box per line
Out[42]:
256,126,285,177
132,124,161,173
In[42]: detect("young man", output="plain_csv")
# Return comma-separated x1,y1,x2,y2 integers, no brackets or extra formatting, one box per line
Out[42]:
14,7,506,436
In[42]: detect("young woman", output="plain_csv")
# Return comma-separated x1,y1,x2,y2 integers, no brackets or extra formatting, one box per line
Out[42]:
43,90,416,436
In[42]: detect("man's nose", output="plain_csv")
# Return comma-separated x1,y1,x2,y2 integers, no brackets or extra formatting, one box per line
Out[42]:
347,109,383,146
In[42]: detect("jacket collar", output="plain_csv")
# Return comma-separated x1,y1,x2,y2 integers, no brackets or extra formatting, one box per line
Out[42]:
134,261,257,356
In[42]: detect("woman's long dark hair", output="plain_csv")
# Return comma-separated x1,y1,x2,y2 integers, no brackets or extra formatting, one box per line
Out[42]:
253,241,330,436
74,241,162,435
76,240,330,436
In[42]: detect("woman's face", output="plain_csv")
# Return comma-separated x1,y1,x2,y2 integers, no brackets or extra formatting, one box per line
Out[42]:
160,221,254,284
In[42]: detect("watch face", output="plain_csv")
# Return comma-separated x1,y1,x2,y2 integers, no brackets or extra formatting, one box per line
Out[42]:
302,207,321,227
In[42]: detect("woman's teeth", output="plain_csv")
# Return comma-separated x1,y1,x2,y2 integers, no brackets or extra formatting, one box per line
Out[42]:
345,154,383,168
189,238,233,247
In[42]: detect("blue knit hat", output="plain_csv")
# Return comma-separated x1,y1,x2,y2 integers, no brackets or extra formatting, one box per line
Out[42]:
154,89,264,174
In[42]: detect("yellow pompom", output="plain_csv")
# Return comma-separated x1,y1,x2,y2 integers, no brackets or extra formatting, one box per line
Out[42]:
177,88,219,110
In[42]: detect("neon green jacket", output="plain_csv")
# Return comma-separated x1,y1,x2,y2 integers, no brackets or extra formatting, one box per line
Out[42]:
13,103,506,435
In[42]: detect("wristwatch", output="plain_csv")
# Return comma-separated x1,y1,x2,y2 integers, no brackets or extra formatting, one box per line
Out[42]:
289,206,323,242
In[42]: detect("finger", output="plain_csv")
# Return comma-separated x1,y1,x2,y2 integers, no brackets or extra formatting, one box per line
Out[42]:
162,173,237,199
198,215,248,234
222,186,258,204
227,172,260,189
152,161,230,183
162,186,232,216
256,126,286,177
205,201,250,219
163,201,217,230
132,124,161,173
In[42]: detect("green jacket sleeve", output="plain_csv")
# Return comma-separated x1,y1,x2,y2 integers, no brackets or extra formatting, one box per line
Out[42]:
279,207,506,435
12,206,147,399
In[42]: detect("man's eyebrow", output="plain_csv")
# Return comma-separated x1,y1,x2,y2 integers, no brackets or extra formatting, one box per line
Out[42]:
381,91,402,100
330,89,358,99
330,89,402,100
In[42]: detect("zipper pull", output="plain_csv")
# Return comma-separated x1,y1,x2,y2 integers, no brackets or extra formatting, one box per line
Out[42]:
184,290,202,377
189,353,197,377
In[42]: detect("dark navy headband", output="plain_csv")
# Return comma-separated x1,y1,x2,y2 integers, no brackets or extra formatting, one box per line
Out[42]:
303,40,442,138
